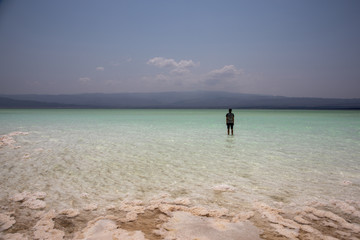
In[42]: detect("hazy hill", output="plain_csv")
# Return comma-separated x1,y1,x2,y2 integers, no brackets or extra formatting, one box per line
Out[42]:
0,97,82,108
1,92,360,109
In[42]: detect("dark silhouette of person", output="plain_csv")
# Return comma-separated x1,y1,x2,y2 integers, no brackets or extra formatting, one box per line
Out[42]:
226,109,234,135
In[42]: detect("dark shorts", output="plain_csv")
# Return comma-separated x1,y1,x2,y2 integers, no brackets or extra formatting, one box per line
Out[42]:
227,123,234,129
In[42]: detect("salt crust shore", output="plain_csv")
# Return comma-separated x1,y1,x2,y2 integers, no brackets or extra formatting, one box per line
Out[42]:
0,132,29,149
1,132,360,239
1,191,360,240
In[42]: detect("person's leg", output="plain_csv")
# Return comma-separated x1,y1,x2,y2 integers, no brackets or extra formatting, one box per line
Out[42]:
227,124,230,135
231,124,234,135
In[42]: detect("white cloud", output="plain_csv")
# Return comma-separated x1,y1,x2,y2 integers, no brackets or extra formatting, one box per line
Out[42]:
208,65,243,78
205,65,243,85
176,59,197,69
78,77,91,83
147,57,177,68
147,57,197,75
96,66,104,71
144,61,248,92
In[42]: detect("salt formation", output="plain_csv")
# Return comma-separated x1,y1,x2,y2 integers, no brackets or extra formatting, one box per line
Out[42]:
0,132,29,148
254,202,301,239
252,200,360,239
329,199,360,218
33,210,65,240
0,212,16,231
73,217,148,240
147,195,229,218
7,132,29,137
1,233,28,240
119,200,145,213
105,205,116,210
2,190,360,239
125,211,138,222
22,199,46,210
11,192,47,210
158,211,261,240
58,208,80,218
303,206,360,233
293,215,310,225
80,193,89,198
10,192,29,202
83,204,98,211
232,211,255,222
341,180,352,186
212,184,236,192
173,197,191,206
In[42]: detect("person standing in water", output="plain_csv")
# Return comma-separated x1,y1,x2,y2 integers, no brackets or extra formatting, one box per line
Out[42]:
226,108,234,135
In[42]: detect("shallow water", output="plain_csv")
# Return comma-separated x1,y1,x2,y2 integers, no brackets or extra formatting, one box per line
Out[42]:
1,109,359,211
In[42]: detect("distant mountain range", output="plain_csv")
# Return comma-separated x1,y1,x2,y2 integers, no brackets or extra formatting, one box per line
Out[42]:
1,92,360,109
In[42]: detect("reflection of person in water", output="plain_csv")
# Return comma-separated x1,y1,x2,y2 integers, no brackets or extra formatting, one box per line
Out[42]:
226,109,234,135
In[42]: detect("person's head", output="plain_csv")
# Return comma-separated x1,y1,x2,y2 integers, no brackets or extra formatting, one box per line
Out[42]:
229,108,232,113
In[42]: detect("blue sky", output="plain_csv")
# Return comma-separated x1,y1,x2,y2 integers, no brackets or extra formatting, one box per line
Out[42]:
0,0,359,98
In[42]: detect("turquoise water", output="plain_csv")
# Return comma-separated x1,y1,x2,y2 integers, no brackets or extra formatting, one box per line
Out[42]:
0,109,359,210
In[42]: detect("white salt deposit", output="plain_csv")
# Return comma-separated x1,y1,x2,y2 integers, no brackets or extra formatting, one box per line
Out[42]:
159,211,261,240
0,213,16,232
212,184,236,192
1,233,28,240
0,132,29,148
1,191,360,239
83,204,98,211
125,211,138,222
73,217,148,240
59,208,80,218
173,197,191,206
10,192,29,202
232,211,255,222
303,206,360,233
293,215,311,225
11,192,47,210
33,210,65,240
22,199,46,210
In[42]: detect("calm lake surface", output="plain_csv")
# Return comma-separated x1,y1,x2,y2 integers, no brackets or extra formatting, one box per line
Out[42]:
1,109,359,210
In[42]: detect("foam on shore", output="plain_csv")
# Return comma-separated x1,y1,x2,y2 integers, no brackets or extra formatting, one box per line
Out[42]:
1,191,360,240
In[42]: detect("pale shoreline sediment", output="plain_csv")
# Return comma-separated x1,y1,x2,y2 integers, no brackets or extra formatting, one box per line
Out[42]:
1,131,360,239
1,191,360,240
